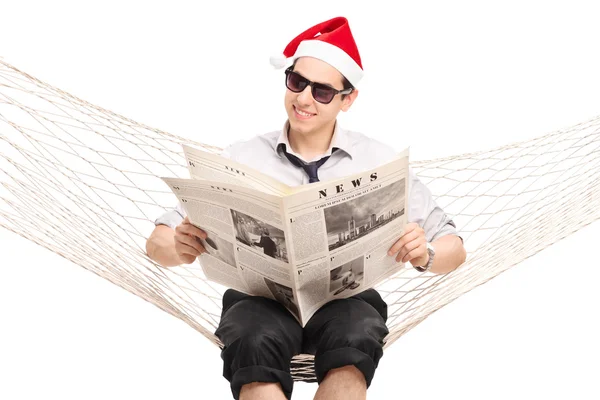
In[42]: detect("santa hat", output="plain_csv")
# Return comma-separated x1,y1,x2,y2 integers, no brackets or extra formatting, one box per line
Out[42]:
270,17,364,87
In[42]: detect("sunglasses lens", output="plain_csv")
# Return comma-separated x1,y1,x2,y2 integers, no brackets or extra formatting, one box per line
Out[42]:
286,71,307,92
285,70,338,104
312,84,336,104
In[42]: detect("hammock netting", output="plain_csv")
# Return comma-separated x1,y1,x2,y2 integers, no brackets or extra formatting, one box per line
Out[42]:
1,60,599,381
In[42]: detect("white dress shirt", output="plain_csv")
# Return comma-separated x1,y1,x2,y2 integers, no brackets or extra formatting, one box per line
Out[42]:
155,121,459,242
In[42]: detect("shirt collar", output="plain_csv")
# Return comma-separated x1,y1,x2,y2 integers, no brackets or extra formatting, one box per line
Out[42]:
275,120,354,162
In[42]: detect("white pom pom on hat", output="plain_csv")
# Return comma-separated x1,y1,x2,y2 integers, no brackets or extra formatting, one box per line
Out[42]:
269,54,289,69
268,16,364,87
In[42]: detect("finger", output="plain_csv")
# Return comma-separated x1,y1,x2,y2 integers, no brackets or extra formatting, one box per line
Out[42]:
403,243,427,263
405,222,419,231
395,236,423,262
405,242,426,263
401,223,419,237
176,241,202,258
387,223,420,256
177,221,207,240
388,229,419,256
178,253,197,264
175,233,206,255
175,241,201,259
396,237,420,262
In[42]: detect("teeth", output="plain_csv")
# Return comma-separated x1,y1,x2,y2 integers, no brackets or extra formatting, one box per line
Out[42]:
295,107,313,117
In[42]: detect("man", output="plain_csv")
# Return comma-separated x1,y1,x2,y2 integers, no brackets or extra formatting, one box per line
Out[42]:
146,16,467,400
254,228,277,258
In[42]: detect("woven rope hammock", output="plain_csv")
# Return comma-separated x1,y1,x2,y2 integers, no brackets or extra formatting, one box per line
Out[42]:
1,60,599,382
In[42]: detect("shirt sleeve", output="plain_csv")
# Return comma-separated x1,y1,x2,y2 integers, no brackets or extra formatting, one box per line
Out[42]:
154,147,234,229
407,167,462,242
154,201,186,230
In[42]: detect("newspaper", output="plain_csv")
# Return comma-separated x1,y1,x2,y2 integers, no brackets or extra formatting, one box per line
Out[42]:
161,144,410,326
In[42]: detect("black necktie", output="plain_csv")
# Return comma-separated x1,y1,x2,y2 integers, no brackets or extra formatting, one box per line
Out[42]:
282,147,336,183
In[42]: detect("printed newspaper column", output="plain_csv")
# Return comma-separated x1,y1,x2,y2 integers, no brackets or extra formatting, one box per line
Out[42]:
282,149,410,323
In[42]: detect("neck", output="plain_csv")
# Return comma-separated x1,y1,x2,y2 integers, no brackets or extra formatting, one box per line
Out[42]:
288,120,336,161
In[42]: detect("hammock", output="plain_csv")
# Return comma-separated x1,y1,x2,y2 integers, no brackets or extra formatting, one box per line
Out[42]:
1,59,599,382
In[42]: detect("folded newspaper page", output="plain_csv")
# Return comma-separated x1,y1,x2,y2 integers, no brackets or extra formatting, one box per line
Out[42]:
161,145,410,326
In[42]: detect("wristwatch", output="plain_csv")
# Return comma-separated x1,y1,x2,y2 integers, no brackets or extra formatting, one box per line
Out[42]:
414,242,435,272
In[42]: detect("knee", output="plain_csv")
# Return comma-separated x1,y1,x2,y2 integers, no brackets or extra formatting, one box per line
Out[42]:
223,325,300,372
323,328,385,356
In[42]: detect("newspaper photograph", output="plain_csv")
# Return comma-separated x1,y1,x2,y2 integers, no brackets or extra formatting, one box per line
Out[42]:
264,277,300,319
161,146,410,326
329,256,364,296
230,209,288,262
325,179,406,252
200,228,237,267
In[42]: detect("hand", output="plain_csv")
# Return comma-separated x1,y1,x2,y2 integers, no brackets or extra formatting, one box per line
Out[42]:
174,217,208,264
388,222,429,267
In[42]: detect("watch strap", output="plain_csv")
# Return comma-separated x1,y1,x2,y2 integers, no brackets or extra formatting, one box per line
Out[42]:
414,242,435,272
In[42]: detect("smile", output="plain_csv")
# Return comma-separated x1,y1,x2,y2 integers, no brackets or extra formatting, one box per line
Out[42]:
294,106,315,118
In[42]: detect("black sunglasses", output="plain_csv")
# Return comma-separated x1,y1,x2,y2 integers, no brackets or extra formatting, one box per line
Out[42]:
285,68,353,104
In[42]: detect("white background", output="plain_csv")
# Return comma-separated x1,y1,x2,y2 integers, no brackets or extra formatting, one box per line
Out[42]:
1,1,600,399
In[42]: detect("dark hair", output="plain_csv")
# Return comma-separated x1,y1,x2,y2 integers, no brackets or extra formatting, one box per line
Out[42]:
291,58,354,100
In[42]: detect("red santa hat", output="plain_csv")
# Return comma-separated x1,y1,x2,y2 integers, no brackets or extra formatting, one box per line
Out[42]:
270,17,364,87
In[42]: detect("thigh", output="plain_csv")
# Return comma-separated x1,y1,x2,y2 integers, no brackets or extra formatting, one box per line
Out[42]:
215,289,303,349
302,289,388,353
302,289,389,386
215,289,304,400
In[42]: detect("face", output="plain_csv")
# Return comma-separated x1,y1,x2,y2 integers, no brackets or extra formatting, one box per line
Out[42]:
284,57,358,137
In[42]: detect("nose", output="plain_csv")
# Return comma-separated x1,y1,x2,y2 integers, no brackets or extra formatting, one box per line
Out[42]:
297,84,314,105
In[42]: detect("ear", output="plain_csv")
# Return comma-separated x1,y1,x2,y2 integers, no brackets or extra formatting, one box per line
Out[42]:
340,89,359,112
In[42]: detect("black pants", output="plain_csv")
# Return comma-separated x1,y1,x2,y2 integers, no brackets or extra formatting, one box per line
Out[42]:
214,288,389,400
